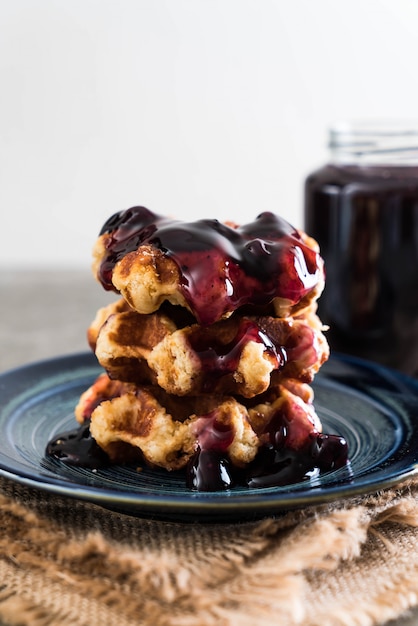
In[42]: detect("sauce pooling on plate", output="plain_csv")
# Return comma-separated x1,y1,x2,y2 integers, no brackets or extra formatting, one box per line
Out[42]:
97,207,321,325
46,423,109,469
46,420,348,491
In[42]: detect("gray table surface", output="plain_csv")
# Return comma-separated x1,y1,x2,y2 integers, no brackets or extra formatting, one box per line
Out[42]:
1,269,418,626
0,269,114,372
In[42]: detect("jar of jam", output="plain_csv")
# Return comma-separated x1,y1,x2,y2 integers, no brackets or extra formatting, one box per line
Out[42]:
304,121,418,376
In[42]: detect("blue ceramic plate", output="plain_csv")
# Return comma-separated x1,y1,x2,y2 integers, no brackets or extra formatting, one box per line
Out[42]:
0,352,417,522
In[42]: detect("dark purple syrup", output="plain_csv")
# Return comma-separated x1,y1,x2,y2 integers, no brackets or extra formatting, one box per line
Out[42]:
186,411,236,490
187,319,285,391
187,433,348,491
187,451,234,491
186,404,348,491
193,411,235,452
46,417,348,490
305,164,418,376
246,433,348,488
46,423,109,469
98,207,321,326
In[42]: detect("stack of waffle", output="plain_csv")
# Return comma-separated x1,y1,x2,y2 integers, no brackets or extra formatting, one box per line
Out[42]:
75,207,346,490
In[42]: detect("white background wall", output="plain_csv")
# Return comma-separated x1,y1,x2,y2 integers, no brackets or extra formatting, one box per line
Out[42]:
2,0,418,268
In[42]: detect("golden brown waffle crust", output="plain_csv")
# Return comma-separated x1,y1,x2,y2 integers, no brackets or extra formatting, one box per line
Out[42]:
88,299,329,398
76,374,321,472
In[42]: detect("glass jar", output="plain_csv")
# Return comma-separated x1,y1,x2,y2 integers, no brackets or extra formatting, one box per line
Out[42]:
304,121,418,377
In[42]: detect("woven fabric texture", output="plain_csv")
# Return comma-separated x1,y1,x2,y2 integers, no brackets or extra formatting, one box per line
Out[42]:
1,476,418,626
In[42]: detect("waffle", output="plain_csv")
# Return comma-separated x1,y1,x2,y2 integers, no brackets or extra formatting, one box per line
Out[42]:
47,207,348,490
92,208,325,325
77,373,321,472
89,299,329,397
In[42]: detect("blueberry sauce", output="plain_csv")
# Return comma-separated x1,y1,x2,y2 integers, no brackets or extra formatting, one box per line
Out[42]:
187,319,285,391
46,417,348,490
187,411,236,490
187,451,234,491
193,411,235,452
187,432,348,491
46,423,109,469
246,434,348,489
97,207,321,325
184,400,349,491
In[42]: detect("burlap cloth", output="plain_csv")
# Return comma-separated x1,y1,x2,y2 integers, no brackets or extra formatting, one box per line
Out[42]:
1,472,418,626
2,271,418,626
